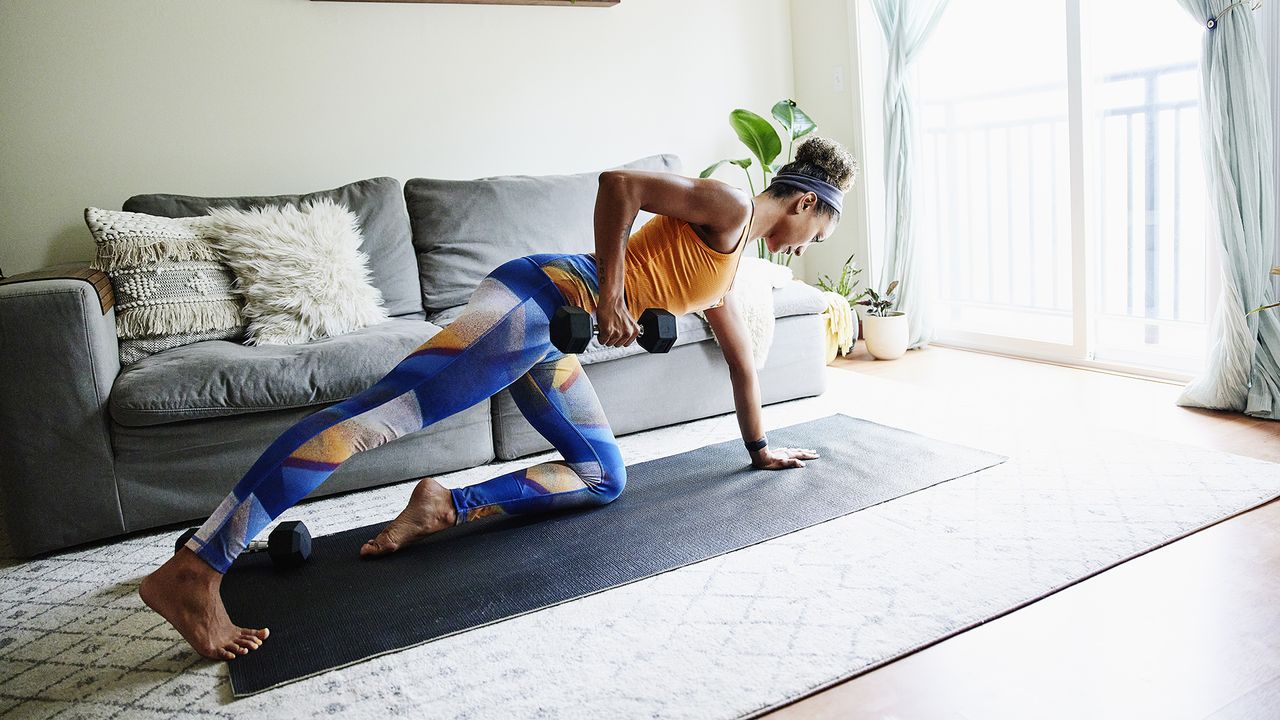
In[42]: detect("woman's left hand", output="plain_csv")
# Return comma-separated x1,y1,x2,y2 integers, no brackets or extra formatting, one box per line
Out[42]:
751,446,820,470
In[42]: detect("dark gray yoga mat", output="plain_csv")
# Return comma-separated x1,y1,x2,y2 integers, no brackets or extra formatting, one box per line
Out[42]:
222,413,1008,696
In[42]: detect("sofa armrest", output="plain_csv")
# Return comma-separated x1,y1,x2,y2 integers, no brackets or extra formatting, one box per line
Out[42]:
0,262,126,555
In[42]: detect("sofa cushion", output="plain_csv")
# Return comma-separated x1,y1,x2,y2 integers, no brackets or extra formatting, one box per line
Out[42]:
772,279,829,318
405,154,681,314
110,317,438,427
426,279,825,366
123,177,423,318
492,313,827,460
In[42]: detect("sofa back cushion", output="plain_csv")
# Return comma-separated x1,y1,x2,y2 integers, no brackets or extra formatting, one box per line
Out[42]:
122,177,423,318
405,154,681,314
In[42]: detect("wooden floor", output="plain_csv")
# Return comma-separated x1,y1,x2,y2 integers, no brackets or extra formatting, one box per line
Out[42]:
762,344,1280,720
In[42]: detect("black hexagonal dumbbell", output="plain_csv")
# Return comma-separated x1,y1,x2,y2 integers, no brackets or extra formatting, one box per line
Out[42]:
550,305,677,355
174,520,312,569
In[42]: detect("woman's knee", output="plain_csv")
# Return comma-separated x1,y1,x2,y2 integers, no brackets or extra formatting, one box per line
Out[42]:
593,458,627,504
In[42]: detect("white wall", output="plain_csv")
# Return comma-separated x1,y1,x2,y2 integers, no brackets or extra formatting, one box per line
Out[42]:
850,0,886,292
0,0,794,275
786,0,853,284
785,0,884,294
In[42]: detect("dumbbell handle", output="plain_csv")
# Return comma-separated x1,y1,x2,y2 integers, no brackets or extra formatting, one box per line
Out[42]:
591,321,648,337
592,307,671,337
174,528,289,555
179,533,271,554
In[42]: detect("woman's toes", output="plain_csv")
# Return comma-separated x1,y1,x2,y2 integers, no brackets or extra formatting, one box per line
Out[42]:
236,636,261,650
241,627,269,640
362,532,399,556
219,647,236,661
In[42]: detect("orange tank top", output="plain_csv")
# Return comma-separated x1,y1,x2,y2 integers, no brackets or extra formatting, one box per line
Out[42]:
618,201,754,318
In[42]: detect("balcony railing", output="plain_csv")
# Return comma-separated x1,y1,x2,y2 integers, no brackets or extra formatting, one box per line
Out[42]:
920,62,1204,346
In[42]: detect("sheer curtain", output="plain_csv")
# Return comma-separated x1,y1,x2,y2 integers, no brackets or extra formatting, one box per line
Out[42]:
1174,0,1279,419
870,0,950,350
1263,1,1280,310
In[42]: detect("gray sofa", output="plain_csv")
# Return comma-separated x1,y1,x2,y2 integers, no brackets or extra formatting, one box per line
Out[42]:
0,154,828,557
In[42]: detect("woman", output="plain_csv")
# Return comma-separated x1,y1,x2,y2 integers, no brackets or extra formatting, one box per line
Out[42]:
140,136,858,660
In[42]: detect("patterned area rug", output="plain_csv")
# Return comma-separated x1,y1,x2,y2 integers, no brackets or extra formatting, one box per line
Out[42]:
2,368,1279,719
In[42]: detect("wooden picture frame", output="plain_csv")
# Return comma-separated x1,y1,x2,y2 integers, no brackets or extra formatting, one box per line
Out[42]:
312,0,619,6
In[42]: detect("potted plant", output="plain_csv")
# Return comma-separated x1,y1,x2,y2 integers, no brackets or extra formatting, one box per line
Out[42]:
815,253,865,360
857,280,908,360
701,99,818,267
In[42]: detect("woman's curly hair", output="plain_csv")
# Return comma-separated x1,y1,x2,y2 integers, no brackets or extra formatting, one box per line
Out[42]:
763,136,859,219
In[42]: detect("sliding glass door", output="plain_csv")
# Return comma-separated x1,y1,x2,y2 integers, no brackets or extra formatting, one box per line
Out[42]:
912,0,1209,378
917,0,1074,347
1084,1,1208,373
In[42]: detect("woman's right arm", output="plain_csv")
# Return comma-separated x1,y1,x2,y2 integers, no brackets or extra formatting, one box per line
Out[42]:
593,172,642,347
592,171,751,347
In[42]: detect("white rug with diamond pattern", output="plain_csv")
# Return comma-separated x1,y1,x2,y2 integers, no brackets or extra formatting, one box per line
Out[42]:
3,367,1279,719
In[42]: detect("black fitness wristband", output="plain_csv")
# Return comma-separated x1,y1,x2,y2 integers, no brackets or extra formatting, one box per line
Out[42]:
745,436,768,453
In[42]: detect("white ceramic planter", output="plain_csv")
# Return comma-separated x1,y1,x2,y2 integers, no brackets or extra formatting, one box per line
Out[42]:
862,311,908,360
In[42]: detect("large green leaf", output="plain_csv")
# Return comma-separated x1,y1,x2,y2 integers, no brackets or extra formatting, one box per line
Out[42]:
772,100,817,141
699,158,753,179
730,109,782,169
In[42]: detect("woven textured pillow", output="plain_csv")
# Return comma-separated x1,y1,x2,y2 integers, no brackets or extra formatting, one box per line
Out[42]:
85,207,245,365
203,198,389,345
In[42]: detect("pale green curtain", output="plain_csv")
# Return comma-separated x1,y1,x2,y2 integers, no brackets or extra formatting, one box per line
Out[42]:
871,0,949,350
1176,0,1279,419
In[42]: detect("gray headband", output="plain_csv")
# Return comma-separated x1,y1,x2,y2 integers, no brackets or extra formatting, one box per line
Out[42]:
768,172,844,214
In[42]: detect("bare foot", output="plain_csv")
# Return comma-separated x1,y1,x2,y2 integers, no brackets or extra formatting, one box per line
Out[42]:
360,476,458,557
139,548,269,661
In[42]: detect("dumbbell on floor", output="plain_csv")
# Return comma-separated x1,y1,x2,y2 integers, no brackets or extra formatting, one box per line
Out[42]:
174,520,312,569
550,306,677,355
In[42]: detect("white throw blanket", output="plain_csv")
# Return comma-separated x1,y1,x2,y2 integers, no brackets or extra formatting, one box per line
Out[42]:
696,257,796,369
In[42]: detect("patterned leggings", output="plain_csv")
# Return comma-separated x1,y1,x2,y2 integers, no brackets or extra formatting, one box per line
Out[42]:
186,254,624,573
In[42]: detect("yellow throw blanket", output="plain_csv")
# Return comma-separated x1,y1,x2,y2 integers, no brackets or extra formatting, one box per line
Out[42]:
819,291,855,363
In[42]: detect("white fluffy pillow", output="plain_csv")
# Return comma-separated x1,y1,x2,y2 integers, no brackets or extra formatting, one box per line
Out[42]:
203,198,388,345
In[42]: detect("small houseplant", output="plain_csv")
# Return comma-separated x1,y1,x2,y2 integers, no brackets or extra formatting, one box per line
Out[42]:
815,253,866,359
815,253,866,307
700,99,817,266
857,280,909,360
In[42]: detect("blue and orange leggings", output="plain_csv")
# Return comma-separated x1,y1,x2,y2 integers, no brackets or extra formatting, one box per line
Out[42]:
185,253,623,573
